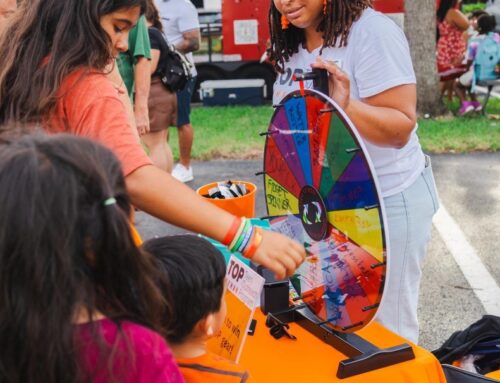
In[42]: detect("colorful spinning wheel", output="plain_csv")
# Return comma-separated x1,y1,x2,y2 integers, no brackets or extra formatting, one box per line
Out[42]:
263,89,388,333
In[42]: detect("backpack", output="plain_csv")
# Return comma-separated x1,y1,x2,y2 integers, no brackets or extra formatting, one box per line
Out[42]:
472,33,500,89
157,33,193,92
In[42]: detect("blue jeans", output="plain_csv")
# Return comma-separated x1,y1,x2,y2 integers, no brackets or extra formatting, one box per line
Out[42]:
375,157,440,343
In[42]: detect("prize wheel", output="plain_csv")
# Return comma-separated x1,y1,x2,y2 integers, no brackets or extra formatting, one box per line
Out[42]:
263,89,388,333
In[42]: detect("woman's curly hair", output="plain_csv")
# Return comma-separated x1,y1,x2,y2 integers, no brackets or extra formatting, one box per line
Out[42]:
268,0,372,72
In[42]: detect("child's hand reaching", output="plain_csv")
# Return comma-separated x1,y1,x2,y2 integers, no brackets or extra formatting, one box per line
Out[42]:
251,230,305,280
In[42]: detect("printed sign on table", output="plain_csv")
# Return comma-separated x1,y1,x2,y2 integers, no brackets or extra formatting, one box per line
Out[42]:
207,255,265,362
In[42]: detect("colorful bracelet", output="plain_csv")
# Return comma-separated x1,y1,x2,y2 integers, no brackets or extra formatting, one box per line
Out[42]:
224,217,264,259
222,216,241,246
237,225,254,253
243,227,263,259
229,217,247,251
231,219,251,253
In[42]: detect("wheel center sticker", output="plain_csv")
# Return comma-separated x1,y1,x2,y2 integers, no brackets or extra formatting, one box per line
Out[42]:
299,185,328,241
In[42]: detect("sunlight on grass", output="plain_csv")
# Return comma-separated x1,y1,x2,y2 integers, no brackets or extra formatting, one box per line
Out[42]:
418,98,500,153
169,105,274,160
167,99,500,160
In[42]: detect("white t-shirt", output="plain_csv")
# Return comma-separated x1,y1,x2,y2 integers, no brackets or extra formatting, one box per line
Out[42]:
155,0,199,77
273,8,424,197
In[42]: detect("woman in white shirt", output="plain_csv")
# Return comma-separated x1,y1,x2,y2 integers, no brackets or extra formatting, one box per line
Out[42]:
269,0,439,343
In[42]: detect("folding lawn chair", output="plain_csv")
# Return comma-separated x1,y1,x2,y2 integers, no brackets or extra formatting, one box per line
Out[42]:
476,78,500,115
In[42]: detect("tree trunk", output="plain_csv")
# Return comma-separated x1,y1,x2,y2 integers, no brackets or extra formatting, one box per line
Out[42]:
404,0,449,117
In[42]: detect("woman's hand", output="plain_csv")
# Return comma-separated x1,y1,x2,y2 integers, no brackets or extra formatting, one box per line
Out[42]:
134,104,150,136
251,230,305,280
311,56,416,148
311,56,351,110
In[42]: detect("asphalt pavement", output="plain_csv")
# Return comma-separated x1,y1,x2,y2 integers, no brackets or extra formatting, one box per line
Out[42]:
135,152,500,351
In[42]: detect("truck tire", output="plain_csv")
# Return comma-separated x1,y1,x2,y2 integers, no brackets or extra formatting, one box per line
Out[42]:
193,65,226,103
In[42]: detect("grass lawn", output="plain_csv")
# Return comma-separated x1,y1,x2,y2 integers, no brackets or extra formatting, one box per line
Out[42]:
168,97,500,160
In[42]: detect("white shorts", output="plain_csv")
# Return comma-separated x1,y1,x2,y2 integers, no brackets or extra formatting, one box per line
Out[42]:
459,70,474,87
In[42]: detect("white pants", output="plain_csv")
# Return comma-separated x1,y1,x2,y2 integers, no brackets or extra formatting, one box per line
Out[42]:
375,159,440,344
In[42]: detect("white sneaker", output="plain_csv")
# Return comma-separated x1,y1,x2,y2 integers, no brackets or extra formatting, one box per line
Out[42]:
172,163,194,183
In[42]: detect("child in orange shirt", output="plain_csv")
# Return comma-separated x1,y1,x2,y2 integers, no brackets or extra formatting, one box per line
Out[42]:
0,0,305,285
142,235,252,383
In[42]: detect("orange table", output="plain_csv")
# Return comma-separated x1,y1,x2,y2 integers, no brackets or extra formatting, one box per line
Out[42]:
486,370,500,380
239,311,447,382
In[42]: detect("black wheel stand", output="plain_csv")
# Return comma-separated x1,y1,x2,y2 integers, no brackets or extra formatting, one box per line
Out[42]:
267,305,415,379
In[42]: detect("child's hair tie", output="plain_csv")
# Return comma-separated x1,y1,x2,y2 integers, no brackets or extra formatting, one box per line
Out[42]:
103,197,117,206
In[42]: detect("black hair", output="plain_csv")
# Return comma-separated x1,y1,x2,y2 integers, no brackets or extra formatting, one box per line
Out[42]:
0,0,147,125
437,0,459,22
142,235,227,345
0,133,167,383
477,14,497,34
268,0,372,73
470,10,488,20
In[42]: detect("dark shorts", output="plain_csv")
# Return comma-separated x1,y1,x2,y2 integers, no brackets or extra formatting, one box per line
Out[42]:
176,76,196,127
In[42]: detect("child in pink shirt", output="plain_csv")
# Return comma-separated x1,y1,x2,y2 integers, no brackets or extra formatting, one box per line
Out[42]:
0,134,183,383
77,319,182,383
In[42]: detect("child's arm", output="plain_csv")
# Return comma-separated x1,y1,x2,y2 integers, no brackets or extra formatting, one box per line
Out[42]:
126,165,305,279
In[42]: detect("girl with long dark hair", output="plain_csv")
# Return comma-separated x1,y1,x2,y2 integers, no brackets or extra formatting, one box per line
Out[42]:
268,0,439,343
0,134,182,382
0,0,305,279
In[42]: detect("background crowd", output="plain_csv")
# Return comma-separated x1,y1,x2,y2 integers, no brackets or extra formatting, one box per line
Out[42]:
437,0,500,115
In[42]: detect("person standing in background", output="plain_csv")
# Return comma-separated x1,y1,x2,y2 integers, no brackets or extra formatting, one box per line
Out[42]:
144,0,177,173
436,0,469,102
156,0,200,183
117,15,152,136
0,0,16,34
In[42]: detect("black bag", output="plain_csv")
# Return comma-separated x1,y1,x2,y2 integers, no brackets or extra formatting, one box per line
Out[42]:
433,315,500,375
158,40,193,92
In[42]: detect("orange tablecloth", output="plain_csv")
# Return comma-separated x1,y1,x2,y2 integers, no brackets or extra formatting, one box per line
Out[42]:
239,311,447,382
486,370,500,380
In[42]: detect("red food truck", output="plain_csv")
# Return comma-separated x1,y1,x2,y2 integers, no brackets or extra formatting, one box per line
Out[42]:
193,0,405,100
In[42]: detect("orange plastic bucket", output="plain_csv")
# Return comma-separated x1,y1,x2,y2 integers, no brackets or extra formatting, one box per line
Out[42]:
196,180,257,218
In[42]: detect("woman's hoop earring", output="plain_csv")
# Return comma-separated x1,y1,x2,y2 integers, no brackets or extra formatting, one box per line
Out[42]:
323,0,328,15
281,15,289,30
